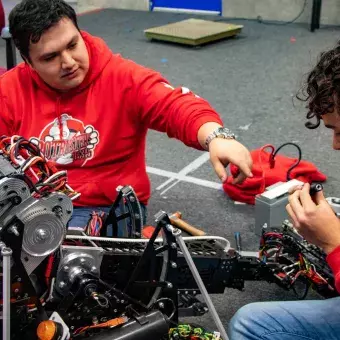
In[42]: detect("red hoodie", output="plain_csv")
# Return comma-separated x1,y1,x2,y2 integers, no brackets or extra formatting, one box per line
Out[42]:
0,31,223,207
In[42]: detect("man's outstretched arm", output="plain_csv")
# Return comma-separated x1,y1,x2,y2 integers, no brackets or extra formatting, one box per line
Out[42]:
132,64,253,183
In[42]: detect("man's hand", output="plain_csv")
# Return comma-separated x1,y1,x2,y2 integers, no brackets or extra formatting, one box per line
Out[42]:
208,137,253,184
286,183,340,254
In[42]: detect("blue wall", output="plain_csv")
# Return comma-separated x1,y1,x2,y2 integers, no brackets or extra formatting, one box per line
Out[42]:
150,0,222,14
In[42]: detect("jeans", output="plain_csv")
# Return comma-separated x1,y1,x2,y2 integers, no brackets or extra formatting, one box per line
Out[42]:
68,204,147,237
228,297,340,340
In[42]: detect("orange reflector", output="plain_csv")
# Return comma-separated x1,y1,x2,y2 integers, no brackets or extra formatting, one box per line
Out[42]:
37,320,56,340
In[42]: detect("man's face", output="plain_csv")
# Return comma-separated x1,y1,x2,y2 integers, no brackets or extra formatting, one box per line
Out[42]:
322,109,340,150
28,17,89,91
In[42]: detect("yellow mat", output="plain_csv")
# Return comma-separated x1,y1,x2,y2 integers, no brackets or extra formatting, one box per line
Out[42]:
144,18,243,46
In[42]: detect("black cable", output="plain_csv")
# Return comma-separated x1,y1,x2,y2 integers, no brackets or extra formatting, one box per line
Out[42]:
271,142,302,181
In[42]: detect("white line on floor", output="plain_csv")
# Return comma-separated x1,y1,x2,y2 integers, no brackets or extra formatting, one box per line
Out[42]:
156,152,211,191
146,166,222,191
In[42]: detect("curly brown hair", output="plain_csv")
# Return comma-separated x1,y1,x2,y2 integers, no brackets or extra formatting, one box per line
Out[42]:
297,43,340,129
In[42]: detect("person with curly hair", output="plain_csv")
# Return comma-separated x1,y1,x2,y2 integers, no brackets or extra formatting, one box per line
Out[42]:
0,0,253,229
228,44,340,340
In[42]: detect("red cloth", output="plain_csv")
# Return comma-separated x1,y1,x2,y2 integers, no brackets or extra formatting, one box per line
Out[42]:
0,0,4,33
223,144,327,204
0,31,223,207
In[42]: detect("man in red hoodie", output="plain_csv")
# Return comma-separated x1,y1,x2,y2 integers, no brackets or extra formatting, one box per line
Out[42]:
229,44,340,339
0,0,253,229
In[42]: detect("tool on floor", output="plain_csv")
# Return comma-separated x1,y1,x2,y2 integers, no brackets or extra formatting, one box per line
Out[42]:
169,211,206,236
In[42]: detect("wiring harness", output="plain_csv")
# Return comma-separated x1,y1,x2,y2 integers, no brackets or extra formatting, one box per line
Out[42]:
259,222,335,298
0,135,80,200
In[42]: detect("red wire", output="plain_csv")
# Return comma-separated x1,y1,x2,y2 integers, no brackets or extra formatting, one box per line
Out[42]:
258,144,275,193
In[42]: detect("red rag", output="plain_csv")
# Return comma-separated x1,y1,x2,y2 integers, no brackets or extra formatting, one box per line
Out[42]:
223,144,327,205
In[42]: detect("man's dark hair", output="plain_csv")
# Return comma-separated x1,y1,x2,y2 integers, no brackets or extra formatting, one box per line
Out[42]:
297,43,340,129
9,0,79,61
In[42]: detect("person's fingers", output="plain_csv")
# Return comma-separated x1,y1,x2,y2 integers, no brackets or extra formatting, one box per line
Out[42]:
288,189,304,218
232,171,248,184
286,203,300,228
234,158,253,179
288,184,304,195
314,189,326,205
299,183,316,211
211,157,229,182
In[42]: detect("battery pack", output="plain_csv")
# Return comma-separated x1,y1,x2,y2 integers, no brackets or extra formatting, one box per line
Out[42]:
255,179,304,236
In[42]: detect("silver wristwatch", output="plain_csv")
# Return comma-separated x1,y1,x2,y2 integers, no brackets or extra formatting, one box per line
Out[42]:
205,127,236,149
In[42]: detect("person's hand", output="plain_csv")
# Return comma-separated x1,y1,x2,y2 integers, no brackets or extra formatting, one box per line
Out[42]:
208,138,253,184
286,182,340,254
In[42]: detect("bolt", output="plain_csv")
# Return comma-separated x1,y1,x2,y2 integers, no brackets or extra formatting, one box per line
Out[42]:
171,243,177,249
158,302,165,309
8,226,19,236
91,266,98,273
64,266,69,271
36,228,48,241
129,196,136,202
14,289,19,293
171,262,177,268
135,214,140,219
59,281,66,289
80,258,86,263
167,282,173,289
70,326,74,330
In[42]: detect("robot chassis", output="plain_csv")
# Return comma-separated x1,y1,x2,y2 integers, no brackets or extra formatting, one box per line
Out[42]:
0,136,337,340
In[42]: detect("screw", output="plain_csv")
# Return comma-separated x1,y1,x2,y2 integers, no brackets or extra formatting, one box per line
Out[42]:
8,226,19,236
167,282,173,289
129,196,136,202
158,302,165,309
171,262,177,268
171,243,177,249
59,281,66,289
64,266,69,271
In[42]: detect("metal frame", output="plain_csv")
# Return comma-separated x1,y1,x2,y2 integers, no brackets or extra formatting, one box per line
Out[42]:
311,0,322,32
1,27,16,70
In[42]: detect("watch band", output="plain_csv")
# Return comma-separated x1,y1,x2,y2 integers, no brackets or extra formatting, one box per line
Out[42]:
205,127,236,149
